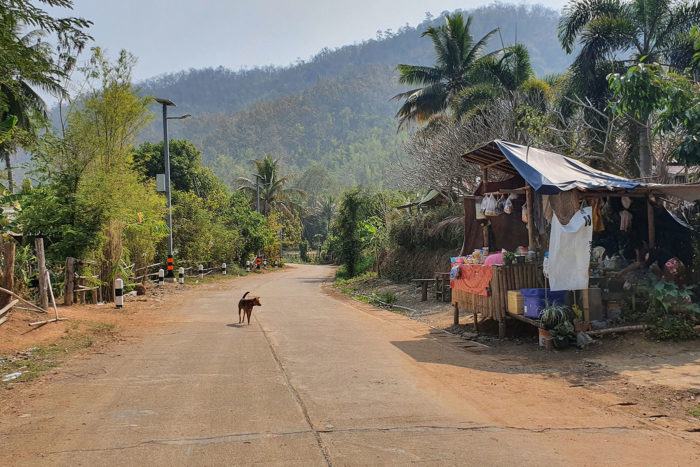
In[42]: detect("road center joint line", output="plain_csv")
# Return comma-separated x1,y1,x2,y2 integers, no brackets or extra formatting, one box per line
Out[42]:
253,313,334,467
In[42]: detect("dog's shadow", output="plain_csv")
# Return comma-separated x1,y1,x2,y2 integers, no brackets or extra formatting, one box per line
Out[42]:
226,323,247,328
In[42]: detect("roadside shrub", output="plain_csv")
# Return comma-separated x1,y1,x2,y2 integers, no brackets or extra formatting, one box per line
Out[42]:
628,275,699,340
299,240,310,262
379,290,398,304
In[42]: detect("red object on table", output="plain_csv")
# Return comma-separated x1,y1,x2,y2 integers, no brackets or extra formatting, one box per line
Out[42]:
450,264,492,296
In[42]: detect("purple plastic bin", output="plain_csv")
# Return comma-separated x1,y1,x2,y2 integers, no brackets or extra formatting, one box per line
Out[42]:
521,288,566,319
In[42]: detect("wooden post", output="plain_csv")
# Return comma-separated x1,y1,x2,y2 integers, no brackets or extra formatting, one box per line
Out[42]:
64,257,75,306
525,185,535,251
421,281,428,301
482,223,489,250
460,197,469,256
46,270,59,321
0,240,15,308
35,238,48,310
647,197,655,249
453,302,459,325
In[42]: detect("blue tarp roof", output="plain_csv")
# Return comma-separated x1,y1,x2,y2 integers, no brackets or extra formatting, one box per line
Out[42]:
463,140,640,195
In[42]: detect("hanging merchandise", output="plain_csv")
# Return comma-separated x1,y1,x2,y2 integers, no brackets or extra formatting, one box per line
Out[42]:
619,210,633,231
495,195,506,215
521,204,528,223
592,199,605,232
475,197,486,219
548,206,593,291
621,196,632,209
503,193,517,214
484,194,499,216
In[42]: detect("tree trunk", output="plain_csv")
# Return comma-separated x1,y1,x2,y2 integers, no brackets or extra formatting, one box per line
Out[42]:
0,240,15,308
638,121,652,179
4,148,13,193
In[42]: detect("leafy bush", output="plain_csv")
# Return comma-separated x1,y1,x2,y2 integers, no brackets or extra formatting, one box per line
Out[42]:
627,276,699,340
299,240,310,262
378,290,398,304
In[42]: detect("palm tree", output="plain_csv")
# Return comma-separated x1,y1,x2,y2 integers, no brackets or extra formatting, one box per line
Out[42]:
452,43,536,118
0,16,66,192
235,155,305,217
558,0,700,178
393,13,499,128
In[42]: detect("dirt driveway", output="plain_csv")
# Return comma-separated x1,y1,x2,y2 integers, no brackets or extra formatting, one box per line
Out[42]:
0,264,698,465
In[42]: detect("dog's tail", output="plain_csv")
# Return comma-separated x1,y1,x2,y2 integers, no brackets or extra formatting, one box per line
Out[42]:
241,291,250,299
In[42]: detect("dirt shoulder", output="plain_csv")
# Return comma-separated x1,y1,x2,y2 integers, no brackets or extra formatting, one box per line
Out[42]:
332,274,700,432
0,270,280,397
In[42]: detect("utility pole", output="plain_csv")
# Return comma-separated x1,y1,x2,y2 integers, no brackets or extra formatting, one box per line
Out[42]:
154,97,190,282
254,173,262,214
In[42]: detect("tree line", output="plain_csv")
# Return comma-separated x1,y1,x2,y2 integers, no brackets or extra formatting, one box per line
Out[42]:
0,1,289,300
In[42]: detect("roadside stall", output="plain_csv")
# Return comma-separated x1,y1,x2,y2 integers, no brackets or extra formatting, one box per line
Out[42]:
451,140,700,340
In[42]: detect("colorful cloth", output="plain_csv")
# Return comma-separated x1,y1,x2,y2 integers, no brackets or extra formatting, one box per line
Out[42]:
450,264,493,296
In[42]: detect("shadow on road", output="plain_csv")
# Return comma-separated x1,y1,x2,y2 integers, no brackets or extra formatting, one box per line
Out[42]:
226,323,247,328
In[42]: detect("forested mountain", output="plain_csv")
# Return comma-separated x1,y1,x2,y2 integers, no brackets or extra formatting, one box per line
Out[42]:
136,3,571,186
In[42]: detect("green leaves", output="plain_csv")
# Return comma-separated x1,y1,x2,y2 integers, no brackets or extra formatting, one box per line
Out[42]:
0,116,17,144
394,13,501,128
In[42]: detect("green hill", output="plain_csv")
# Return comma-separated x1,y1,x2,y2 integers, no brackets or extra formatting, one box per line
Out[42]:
137,3,571,186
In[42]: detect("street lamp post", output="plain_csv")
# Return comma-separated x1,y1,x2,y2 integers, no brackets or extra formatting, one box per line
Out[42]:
154,97,190,282
253,173,263,214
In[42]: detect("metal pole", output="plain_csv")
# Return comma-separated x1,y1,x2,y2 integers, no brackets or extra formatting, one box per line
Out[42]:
162,103,175,280
255,175,260,214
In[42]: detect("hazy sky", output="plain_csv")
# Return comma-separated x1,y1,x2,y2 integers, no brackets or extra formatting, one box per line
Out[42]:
53,1,569,82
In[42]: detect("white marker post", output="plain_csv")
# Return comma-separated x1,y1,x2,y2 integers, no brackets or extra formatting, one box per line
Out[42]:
199,264,204,279
158,268,165,286
178,267,185,284
222,263,227,275
115,278,123,309
246,261,251,272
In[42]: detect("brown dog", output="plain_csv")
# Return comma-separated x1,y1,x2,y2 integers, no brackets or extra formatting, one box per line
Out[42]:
238,291,261,325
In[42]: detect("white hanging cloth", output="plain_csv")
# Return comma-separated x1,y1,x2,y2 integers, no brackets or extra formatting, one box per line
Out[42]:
548,206,592,291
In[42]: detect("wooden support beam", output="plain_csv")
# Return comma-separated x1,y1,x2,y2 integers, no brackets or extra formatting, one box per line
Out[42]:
0,240,15,308
35,238,48,310
0,299,18,318
647,197,655,249
499,187,528,194
0,286,47,314
64,257,75,306
453,302,459,325
525,185,535,251
483,158,507,169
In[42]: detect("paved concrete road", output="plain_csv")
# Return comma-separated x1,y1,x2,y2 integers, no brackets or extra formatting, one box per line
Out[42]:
1,265,697,466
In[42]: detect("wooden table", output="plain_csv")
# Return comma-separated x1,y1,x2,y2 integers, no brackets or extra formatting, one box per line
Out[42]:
435,272,451,302
412,278,436,301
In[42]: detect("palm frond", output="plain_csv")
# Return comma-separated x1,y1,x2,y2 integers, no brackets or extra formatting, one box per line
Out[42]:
396,65,442,86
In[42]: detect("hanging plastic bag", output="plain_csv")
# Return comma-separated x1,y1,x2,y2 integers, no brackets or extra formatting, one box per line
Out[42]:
484,194,498,216
450,265,461,279
504,193,517,214
521,204,528,223
495,195,506,215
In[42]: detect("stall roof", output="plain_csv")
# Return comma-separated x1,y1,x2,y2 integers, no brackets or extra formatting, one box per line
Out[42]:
462,140,639,194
